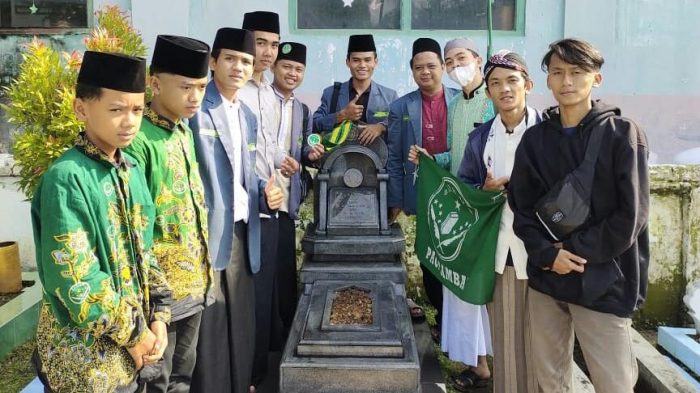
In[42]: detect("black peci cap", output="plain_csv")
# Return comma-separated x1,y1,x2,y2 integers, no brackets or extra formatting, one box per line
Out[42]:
412,38,442,61
151,35,210,78
78,51,146,93
347,34,376,54
242,11,280,34
277,42,306,65
213,28,256,57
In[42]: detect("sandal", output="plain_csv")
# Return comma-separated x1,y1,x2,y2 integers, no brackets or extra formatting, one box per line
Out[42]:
449,369,489,392
407,298,425,322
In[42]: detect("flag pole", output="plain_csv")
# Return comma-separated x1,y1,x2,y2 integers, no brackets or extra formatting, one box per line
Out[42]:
487,0,494,58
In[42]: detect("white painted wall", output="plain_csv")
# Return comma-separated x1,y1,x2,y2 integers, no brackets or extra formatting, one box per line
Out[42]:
0,177,35,270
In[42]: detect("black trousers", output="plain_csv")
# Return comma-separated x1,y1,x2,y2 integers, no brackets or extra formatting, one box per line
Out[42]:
191,222,254,393
145,311,202,393
421,263,443,326
252,216,283,383
275,212,299,330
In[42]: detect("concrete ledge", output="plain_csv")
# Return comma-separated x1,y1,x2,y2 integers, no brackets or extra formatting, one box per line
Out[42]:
21,377,43,393
0,271,42,360
663,355,700,391
636,327,698,393
657,327,700,375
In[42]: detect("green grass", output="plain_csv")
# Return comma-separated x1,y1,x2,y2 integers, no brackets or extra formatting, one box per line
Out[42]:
0,339,36,393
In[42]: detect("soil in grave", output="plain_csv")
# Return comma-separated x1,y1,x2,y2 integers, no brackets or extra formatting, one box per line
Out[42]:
329,287,373,325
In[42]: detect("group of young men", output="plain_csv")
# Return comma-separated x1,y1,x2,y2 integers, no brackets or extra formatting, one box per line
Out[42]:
29,8,649,393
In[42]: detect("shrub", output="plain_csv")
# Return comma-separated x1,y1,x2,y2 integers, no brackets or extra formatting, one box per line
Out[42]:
3,5,147,199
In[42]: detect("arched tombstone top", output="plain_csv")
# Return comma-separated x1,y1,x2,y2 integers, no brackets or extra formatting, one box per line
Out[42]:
314,139,391,236
321,143,384,173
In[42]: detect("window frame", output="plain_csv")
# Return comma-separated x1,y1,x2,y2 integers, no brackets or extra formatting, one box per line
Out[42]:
289,0,526,36
0,0,92,34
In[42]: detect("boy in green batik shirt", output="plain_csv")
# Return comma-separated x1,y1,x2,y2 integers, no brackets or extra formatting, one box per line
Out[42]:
31,51,172,393
123,35,212,393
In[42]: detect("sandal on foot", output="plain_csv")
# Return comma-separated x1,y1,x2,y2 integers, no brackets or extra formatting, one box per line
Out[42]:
449,369,489,392
407,298,425,322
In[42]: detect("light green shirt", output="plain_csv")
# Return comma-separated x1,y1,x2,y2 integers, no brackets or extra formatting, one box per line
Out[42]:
446,82,495,176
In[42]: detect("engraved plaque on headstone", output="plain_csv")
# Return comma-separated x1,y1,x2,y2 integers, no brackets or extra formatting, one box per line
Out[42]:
328,188,378,228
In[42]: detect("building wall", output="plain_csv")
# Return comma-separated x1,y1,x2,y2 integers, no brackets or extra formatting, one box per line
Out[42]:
1,0,698,162
130,0,699,163
0,156,33,271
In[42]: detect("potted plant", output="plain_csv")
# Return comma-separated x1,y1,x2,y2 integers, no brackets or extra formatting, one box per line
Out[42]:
0,241,21,293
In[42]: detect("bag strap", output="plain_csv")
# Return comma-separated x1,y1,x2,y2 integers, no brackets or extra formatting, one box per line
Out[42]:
302,103,310,133
578,125,606,190
330,82,342,115
582,126,606,166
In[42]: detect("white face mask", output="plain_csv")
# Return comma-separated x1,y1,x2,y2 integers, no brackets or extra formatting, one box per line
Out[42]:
448,62,477,87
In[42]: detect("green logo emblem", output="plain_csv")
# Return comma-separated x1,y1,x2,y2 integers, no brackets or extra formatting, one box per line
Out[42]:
282,44,292,54
307,133,321,146
427,178,479,262
68,282,91,304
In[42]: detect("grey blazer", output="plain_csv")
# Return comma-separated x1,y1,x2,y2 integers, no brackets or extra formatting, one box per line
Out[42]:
285,97,314,219
191,81,270,273
312,79,398,133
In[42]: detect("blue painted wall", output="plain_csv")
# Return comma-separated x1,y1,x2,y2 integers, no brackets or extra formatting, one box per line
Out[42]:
131,0,697,163
2,0,699,162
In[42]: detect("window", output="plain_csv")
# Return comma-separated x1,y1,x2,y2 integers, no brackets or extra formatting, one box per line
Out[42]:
297,0,401,30
0,0,88,29
412,0,515,30
294,0,521,32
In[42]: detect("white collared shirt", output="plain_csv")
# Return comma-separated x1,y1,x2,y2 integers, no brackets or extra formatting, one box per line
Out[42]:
221,94,249,223
483,107,538,279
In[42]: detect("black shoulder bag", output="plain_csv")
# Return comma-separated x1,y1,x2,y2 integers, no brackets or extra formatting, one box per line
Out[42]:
535,126,605,241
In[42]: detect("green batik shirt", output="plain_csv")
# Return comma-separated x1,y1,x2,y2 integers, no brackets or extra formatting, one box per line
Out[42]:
125,106,212,319
31,133,172,393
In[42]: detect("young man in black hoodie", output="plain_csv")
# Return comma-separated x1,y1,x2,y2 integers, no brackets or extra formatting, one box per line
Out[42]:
508,38,649,393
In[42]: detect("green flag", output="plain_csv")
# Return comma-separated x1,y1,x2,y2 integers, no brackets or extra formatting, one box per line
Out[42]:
415,154,506,305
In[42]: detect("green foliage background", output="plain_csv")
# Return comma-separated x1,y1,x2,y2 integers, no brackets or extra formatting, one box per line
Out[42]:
3,6,148,199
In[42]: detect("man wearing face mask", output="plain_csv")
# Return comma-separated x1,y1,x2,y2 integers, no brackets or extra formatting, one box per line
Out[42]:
442,38,496,172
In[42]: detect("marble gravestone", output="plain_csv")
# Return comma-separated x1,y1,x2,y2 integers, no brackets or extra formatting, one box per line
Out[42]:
280,131,420,393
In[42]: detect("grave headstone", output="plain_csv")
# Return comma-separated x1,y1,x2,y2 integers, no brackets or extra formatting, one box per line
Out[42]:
280,134,420,393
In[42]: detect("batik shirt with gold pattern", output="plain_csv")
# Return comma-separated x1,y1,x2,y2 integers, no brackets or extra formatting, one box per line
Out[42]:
31,133,172,392
124,107,212,320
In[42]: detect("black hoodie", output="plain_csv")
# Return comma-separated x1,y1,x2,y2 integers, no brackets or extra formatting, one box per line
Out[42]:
507,100,649,318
